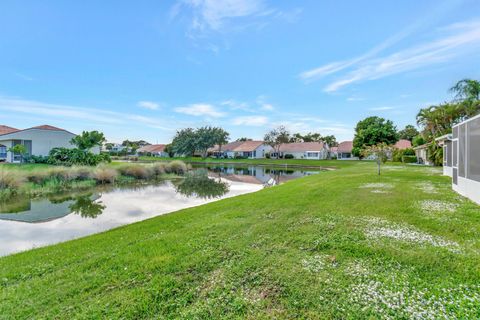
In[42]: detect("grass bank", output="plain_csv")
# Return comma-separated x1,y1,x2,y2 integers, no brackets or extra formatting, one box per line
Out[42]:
1,162,479,318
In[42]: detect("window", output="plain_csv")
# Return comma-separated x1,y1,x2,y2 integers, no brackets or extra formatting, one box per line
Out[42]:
0,145,6,159
306,152,319,158
453,140,458,167
459,124,466,178
467,117,480,182
446,141,452,167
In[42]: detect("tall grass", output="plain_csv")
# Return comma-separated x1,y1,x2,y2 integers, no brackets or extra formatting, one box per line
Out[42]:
0,160,188,200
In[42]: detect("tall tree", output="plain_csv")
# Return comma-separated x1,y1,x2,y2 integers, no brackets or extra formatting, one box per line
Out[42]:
171,128,197,157
352,116,398,156
450,79,480,102
212,127,229,157
71,131,106,151
322,135,338,147
264,126,290,159
398,125,419,142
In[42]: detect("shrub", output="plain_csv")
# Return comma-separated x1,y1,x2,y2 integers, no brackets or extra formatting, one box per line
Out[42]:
47,148,111,166
284,154,294,159
402,155,417,163
118,164,153,179
151,162,167,176
94,166,118,184
265,152,271,159
72,166,93,180
166,160,188,175
0,170,23,189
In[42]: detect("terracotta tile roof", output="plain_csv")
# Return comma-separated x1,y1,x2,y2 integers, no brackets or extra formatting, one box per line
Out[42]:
394,139,412,150
278,142,325,152
138,144,166,153
337,141,353,153
0,125,19,135
232,141,264,152
30,125,67,131
208,141,256,152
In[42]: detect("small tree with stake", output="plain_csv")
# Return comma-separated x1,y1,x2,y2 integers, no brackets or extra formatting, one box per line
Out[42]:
8,144,27,164
264,125,290,159
361,143,392,175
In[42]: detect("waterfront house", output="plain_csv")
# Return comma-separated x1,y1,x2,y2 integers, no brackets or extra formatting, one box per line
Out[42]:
0,125,94,163
337,141,358,160
137,144,169,157
208,141,272,159
272,142,329,160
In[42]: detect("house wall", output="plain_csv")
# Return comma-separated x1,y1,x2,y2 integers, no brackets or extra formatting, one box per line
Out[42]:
452,114,480,205
252,145,273,159
0,129,98,163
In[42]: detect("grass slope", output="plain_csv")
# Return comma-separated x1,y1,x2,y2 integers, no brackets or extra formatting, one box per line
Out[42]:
1,162,479,319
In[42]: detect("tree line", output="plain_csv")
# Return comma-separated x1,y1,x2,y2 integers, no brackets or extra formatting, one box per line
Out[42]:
350,78,479,165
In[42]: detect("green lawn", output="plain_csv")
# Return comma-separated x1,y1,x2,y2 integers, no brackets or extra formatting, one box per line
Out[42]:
1,162,479,319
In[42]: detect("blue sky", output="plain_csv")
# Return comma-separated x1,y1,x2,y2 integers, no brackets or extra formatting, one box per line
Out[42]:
1,0,480,143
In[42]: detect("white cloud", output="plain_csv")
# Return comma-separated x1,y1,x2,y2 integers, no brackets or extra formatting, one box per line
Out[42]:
221,99,251,111
347,97,365,102
179,0,266,32
260,103,274,111
137,101,160,110
174,103,226,117
369,106,395,111
320,20,480,92
232,115,268,126
0,97,173,131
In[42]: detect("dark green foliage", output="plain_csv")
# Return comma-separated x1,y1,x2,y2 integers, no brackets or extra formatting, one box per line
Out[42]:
353,116,399,156
48,148,111,166
398,125,419,142
284,154,294,159
70,131,106,151
392,148,415,162
402,155,417,163
412,135,426,147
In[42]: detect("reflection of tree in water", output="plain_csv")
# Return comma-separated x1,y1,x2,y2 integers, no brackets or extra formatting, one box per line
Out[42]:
69,195,106,218
175,170,229,199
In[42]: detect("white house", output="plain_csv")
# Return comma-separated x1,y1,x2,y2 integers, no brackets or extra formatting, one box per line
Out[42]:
273,142,329,160
337,141,358,160
435,134,453,177
137,144,169,157
0,125,99,163
209,141,272,159
451,114,480,204
413,144,434,166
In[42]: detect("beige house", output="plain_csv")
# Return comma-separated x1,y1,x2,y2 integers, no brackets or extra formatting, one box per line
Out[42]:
0,125,98,163
272,142,329,160
137,144,169,157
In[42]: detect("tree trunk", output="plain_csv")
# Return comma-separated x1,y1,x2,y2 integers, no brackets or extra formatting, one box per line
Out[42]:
377,160,381,175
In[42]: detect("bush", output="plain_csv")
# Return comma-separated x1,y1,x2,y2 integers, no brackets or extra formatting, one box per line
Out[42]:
26,155,49,164
72,166,93,180
234,155,248,159
265,152,271,159
151,162,167,176
402,155,417,163
0,170,23,189
93,166,118,184
117,164,153,179
166,160,188,175
284,154,294,159
47,148,111,166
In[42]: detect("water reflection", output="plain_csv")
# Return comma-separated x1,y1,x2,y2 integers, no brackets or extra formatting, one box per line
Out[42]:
69,195,106,219
198,164,320,186
174,169,229,199
0,165,321,256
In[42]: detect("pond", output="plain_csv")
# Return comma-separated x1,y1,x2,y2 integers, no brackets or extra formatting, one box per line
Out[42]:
0,165,321,256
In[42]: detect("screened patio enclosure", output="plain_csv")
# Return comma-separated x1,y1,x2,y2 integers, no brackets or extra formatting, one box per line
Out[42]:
452,114,480,204
435,134,453,177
